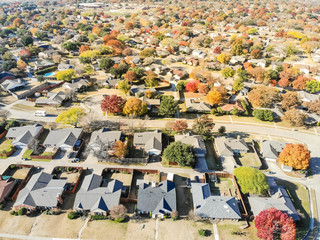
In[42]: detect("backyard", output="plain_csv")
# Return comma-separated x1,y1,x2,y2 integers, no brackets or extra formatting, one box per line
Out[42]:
173,174,193,217
0,140,14,156
208,177,236,197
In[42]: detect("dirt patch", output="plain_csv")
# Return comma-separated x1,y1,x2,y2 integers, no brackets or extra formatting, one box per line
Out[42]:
12,168,29,180
0,211,35,235
30,213,83,238
81,220,128,240
111,172,133,186
158,219,211,240
60,172,80,184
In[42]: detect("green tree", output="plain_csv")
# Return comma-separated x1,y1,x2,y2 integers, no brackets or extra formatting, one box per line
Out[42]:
163,141,196,167
159,96,179,117
56,107,85,126
56,69,75,82
192,115,215,137
176,81,186,91
221,67,235,78
233,78,244,91
140,47,156,58
306,80,320,93
118,80,131,94
20,36,33,46
62,41,79,51
233,167,269,195
99,58,115,72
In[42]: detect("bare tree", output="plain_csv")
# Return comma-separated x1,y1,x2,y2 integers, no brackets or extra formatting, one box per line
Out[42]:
188,210,201,222
0,110,10,122
110,204,127,221
171,210,179,220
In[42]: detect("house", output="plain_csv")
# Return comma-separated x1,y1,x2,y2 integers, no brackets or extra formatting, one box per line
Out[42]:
0,79,27,92
73,173,123,216
230,56,246,65
0,71,15,83
133,130,162,155
35,91,68,106
260,140,287,162
89,128,122,152
175,133,207,157
248,178,300,221
34,60,55,70
13,172,67,211
137,180,176,218
63,79,89,92
0,177,16,202
171,69,188,80
215,136,249,157
38,49,57,59
191,183,241,220
140,97,160,111
6,124,44,149
185,98,211,113
192,50,207,59
220,102,245,113
58,63,74,71
43,128,83,151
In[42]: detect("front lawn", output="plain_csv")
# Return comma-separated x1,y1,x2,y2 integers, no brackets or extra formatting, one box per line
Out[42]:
40,152,54,156
22,149,33,159
0,140,14,154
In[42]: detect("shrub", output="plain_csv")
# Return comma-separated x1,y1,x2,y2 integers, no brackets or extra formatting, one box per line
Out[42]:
18,208,26,216
198,229,206,236
67,211,79,219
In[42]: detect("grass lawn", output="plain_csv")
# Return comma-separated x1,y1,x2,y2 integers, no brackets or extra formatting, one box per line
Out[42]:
238,152,261,167
22,149,33,159
40,152,54,156
231,116,275,126
275,179,310,239
204,140,221,170
217,222,259,240
31,158,52,162
0,140,13,153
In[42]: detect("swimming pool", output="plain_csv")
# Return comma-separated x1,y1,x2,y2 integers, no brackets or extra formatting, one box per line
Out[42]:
44,72,54,77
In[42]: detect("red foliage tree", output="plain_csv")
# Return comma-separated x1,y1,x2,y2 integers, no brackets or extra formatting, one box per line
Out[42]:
101,95,125,114
278,78,290,87
255,208,296,240
79,45,90,53
292,75,308,90
172,120,188,133
213,46,221,54
124,71,136,82
106,39,123,54
186,80,199,93
19,49,31,59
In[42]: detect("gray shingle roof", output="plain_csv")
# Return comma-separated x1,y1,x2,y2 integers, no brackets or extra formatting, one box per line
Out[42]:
73,173,123,213
191,183,241,219
175,133,207,156
134,130,162,152
89,129,122,149
261,140,287,160
215,136,249,157
137,180,176,215
6,124,43,146
248,178,300,221
14,172,67,208
43,128,82,148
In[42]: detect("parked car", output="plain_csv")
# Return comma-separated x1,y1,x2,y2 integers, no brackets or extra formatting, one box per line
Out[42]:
34,110,46,117
186,178,191,188
67,152,76,159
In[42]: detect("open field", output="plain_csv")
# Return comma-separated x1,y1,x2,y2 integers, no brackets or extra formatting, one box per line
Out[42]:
0,211,35,235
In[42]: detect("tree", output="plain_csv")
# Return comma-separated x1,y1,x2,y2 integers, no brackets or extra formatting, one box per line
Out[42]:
277,144,310,170
217,53,231,64
143,71,158,87
106,39,123,54
206,90,222,105
221,67,235,78
62,42,79,51
124,71,136,82
56,108,85,126
99,58,115,72
250,49,262,59
253,109,274,122
2,51,14,60
292,76,308,90
247,86,280,108
255,208,296,240
248,67,265,82
118,80,131,94
198,84,209,95
186,80,199,93
231,38,243,56
140,48,156,58
101,95,125,115
233,78,244,91
19,49,31,60
159,96,179,117
173,120,188,133
17,59,27,71
163,141,196,167
56,69,75,82
233,167,269,195
281,92,300,111
218,126,226,135
192,115,215,136
2,61,17,71
278,78,290,88
20,36,33,47
176,81,186,91
123,98,147,116
110,204,127,222
281,109,307,127
79,45,90,53
113,140,128,158
302,100,320,115
79,50,101,64
306,80,320,93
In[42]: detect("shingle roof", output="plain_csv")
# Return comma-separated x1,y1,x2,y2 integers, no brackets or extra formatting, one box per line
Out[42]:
215,136,249,157
14,172,67,208
0,177,16,202
191,183,241,219
175,133,207,156
7,124,43,146
73,173,123,213
137,180,176,215
261,140,287,160
43,128,82,148
89,129,122,148
134,131,162,152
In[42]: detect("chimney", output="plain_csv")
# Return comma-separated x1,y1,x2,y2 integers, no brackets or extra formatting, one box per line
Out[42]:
152,181,156,188
56,193,63,205
237,135,240,140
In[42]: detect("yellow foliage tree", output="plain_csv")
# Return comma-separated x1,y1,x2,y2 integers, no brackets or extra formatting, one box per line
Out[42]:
206,90,222,105
123,98,147,116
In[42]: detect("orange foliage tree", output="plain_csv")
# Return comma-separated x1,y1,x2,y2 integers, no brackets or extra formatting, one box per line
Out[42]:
277,144,310,170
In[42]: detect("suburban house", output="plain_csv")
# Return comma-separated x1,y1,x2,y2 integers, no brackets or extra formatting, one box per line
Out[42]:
137,180,176,218
215,136,249,157
73,173,123,216
175,133,207,157
140,97,160,111
191,183,241,220
35,91,68,106
298,91,319,102
0,79,27,92
89,128,122,152
43,128,83,151
58,63,74,71
13,172,67,211
34,60,55,70
133,130,162,155
248,178,300,221
220,102,245,113
6,124,44,149
63,79,89,92
260,140,287,162
0,71,15,83
0,177,16,202
185,98,211,113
